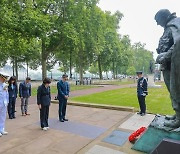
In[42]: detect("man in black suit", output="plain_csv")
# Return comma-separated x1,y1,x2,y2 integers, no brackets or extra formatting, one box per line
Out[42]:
37,78,51,131
57,74,70,122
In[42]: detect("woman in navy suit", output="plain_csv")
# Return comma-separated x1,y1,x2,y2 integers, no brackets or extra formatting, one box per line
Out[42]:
8,76,18,119
37,78,51,131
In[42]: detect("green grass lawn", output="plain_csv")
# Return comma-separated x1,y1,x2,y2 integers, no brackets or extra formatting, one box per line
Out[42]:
31,85,97,96
70,83,174,115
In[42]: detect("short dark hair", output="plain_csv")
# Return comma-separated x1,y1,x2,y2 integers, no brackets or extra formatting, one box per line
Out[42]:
43,77,51,84
26,77,31,81
62,74,68,78
136,71,143,75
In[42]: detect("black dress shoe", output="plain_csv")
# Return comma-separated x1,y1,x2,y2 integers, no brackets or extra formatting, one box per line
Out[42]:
13,117,16,119
63,118,68,121
137,112,142,115
60,119,64,122
140,113,146,116
9,117,13,119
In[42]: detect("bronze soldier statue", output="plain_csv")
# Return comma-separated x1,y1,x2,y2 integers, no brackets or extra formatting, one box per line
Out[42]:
155,9,180,128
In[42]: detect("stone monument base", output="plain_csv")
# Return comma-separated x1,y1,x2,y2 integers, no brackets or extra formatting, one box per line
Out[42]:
148,74,162,88
151,138,180,154
132,115,180,153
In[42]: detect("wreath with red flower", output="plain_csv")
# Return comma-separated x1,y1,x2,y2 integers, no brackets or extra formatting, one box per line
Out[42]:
129,127,147,143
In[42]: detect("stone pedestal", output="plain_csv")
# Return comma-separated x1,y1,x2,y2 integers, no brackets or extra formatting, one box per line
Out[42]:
132,115,180,153
151,138,180,154
148,74,161,88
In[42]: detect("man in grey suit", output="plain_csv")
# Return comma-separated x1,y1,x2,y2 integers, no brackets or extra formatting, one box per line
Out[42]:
19,77,31,116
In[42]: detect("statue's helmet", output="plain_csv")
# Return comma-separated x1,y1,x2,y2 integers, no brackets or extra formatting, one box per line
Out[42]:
155,9,171,26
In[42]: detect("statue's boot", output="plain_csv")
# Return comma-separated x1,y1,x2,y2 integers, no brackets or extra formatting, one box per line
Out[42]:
165,114,176,120
164,119,180,128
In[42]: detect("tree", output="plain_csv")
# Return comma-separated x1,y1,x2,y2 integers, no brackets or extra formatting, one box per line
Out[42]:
126,66,136,75
132,42,154,74
0,0,153,81
89,63,99,76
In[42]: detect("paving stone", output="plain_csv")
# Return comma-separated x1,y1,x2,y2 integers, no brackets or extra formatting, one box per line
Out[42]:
119,113,155,131
102,130,130,146
42,118,108,139
0,104,132,154
85,145,125,154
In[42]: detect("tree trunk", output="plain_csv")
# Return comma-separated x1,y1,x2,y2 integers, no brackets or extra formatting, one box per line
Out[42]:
41,55,47,80
115,65,118,79
112,59,115,79
98,56,103,80
26,61,29,77
51,71,52,79
106,71,109,79
69,50,72,79
12,57,15,76
15,57,18,81
41,39,47,80
79,63,83,85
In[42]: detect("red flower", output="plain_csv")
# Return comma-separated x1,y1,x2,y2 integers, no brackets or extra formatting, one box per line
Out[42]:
129,127,146,143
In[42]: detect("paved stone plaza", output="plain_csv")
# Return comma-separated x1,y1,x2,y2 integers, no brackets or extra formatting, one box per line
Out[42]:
0,85,155,154
0,101,155,154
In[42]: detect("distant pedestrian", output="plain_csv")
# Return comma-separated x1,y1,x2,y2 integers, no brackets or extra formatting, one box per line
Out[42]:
136,71,148,116
8,76,18,119
0,72,9,137
37,78,51,131
19,77,31,116
57,74,70,122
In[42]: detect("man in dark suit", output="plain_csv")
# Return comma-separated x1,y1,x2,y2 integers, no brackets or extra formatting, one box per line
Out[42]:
57,74,69,122
136,71,148,116
37,78,51,131
19,77,31,116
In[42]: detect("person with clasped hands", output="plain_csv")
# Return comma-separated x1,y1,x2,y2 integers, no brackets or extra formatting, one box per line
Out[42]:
57,74,70,122
0,72,9,137
136,71,148,116
7,76,18,119
19,77,31,116
37,78,51,131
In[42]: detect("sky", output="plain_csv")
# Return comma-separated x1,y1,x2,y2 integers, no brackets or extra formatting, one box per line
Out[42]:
98,0,180,59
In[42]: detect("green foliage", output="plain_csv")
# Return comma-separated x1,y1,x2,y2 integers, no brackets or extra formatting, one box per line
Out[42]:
126,66,136,75
132,42,154,74
89,63,99,75
0,0,154,80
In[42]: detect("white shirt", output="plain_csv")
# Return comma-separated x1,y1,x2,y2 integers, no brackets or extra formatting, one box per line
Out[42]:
0,82,9,107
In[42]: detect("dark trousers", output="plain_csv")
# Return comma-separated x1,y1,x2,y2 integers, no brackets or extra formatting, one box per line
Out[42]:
138,96,146,113
8,97,16,118
58,98,67,120
40,105,49,128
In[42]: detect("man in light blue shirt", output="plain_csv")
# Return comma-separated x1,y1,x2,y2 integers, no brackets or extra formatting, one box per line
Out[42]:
0,72,9,137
